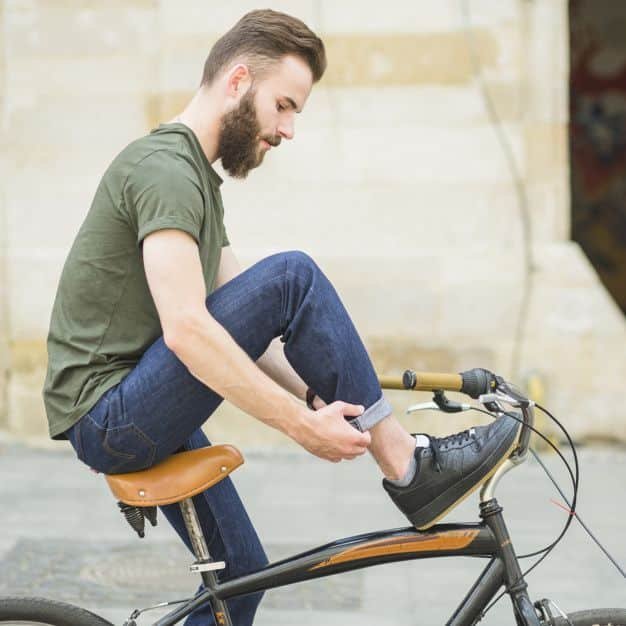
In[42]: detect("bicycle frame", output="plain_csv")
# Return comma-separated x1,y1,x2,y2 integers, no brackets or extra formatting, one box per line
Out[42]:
151,393,540,626
153,507,538,626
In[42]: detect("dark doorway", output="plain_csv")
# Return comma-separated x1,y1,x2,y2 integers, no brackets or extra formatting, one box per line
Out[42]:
569,0,626,314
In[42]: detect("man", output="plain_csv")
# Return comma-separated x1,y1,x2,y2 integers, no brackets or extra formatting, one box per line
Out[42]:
43,9,519,625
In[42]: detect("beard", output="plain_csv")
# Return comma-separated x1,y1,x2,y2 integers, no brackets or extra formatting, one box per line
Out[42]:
218,90,275,179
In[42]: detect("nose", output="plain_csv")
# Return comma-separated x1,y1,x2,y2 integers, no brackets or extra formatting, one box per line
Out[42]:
277,116,295,140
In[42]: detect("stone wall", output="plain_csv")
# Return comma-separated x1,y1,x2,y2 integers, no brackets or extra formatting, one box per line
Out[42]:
0,1,9,432
1,0,624,448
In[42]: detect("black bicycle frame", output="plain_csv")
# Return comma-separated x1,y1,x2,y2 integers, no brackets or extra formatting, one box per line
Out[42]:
153,498,540,626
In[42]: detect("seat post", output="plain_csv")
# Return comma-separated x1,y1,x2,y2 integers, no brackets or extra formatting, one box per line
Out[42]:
180,497,212,563
179,497,233,626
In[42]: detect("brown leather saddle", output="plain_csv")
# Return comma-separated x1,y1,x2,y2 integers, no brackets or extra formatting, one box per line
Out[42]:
105,445,243,537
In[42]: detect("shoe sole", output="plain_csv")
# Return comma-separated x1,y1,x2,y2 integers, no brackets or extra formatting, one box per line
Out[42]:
412,422,522,530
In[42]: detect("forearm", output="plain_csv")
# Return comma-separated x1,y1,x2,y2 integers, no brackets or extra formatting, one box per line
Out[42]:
257,338,308,401
167,313,307,439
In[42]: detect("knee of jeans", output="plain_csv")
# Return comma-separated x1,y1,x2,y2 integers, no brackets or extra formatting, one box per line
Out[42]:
281,249,319,279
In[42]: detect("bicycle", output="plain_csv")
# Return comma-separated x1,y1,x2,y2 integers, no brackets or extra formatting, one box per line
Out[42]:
1,367,624,625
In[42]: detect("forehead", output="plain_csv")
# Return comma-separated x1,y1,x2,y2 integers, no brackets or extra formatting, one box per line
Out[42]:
258,55,313,109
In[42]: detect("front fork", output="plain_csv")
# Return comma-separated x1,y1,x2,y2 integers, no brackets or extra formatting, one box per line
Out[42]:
480,498,541,626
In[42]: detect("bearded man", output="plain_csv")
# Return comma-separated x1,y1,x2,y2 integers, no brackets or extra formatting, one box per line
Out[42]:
43,10,519,625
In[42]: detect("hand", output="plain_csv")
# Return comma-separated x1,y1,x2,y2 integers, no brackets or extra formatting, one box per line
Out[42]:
291,401,371,462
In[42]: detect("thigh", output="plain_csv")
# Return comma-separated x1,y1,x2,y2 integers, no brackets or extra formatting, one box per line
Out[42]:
115,253,291,461
68,252,291,472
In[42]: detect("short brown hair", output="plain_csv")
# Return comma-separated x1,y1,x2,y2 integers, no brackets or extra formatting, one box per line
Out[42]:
201,9,326,85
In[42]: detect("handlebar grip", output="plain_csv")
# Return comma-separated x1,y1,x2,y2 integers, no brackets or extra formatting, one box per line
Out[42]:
459,368,498,398
379,371,463,392
378,368,498,398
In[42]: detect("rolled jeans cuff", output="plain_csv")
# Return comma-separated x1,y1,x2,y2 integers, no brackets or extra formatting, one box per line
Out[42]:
349,395,393,432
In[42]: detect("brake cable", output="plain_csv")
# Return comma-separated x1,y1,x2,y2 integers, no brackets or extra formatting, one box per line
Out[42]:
530,441,625,577
472,402,624,619
469,404,578,560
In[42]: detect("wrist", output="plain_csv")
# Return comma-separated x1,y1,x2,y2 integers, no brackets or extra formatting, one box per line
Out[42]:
282,402,312,442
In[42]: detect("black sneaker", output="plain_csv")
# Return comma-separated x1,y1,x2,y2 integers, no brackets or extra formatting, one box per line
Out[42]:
382,415,521,529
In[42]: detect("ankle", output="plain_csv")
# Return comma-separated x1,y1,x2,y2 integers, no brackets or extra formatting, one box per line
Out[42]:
374,434,416,481
367,414,418,480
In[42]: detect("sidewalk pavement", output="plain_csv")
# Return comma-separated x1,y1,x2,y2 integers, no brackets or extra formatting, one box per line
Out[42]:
0,437,624,625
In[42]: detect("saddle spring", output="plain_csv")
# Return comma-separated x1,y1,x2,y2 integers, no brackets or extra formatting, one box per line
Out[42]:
118,501,158,538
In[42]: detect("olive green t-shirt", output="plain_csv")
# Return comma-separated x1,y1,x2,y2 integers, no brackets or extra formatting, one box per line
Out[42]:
43,123,229,439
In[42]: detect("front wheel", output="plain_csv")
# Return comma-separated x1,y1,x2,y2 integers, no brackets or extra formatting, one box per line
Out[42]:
550,608,626,626
0,597,113,626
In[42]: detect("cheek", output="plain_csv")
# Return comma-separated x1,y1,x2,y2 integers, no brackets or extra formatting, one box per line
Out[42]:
258,111,278,133
254,99,277,130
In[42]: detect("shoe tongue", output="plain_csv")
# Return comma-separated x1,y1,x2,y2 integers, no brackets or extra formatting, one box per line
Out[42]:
414,443,430,461
413,434,430,448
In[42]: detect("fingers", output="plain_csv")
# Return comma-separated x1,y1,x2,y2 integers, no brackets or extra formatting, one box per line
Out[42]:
338,401,365,418
312,395,327,410
327,449,366,463
349,427,371,452
335,402,372,443
359,430,372,446
306,400,375,461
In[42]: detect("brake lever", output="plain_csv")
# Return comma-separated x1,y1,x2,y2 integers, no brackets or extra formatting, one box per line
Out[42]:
407,391,472,415
479,391,534,409
406,401,440,414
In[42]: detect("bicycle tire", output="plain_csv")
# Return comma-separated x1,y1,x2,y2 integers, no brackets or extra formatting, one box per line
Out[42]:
0,597,113,626
550,608,626,626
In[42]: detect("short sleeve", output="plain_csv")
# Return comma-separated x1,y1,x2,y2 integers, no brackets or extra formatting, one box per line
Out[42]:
123,150,205,246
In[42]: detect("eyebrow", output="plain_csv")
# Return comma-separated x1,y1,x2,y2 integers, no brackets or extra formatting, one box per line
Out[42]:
283,96,301,114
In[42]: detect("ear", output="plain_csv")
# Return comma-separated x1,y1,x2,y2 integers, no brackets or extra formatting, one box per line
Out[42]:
225,63,252,98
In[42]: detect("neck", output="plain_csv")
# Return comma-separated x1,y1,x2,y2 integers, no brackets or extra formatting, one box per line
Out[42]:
171,87,223,163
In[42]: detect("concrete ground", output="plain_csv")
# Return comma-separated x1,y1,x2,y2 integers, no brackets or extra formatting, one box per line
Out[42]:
0,437,624,625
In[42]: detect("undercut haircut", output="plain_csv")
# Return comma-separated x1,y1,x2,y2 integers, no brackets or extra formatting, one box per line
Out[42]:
201,9,327,85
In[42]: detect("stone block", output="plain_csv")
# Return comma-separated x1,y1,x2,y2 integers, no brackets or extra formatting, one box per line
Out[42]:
524,122,569,185
319,0,518,34
0,1,7,431
525,0,569,122
322,30,500,88
6,339,48,439
157,27,514,90
4,1,157,59
305,83,523,128
221,181,522,256
526,180,570,242
531,243,626,331
158,0,315,38
6,250,64,339
4,97,149,250
257,122,524,186
6,56,156,98
4,95,148,156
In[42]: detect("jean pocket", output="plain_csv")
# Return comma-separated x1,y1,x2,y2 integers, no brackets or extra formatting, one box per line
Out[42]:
78,415,157,475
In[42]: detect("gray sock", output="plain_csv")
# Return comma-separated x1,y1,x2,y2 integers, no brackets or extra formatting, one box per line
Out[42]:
388,436,428,487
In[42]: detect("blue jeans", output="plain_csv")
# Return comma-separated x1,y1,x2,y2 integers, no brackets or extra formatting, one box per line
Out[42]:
65,250,392,625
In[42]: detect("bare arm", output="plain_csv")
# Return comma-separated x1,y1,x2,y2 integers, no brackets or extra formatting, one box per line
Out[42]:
142,230,368,461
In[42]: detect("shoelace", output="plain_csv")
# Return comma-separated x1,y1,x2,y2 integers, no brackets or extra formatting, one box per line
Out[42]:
424,429,475,473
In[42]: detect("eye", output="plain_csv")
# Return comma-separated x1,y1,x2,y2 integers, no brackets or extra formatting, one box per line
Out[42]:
276,102,286,112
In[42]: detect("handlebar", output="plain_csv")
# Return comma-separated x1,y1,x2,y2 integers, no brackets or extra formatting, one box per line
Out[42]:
379,367,535,498
379,367,499,399
380,367,534,481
